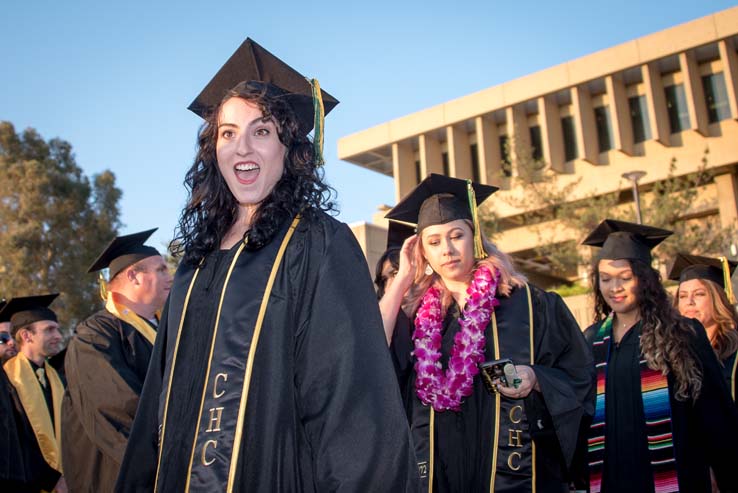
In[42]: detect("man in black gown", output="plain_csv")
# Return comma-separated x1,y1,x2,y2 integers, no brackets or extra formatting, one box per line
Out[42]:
2,294,66,492
61,229,172,492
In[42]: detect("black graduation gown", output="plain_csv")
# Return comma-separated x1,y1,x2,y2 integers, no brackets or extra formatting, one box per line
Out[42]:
3,360,62,492
409,284,595,492
583,318,738,492
390,308,414,419
721,350,737,401
61,309,155,493
0,366,34,492
116,213,419,492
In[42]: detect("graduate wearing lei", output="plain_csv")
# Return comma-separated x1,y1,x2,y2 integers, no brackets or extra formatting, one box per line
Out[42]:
380,174,595,492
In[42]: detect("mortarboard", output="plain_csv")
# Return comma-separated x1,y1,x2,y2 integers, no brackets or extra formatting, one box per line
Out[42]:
667,253,737,303
188,38,339,161
667,253,737,287
386,221,416,251
88,229,160,280
385,174,497,259
582,219,672,264
0,294,59,335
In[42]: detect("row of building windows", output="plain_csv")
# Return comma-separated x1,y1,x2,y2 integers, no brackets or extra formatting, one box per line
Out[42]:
409,71,731,183
526,71,731,167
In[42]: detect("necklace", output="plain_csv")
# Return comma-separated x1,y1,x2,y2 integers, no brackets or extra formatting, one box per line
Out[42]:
412,265,500,412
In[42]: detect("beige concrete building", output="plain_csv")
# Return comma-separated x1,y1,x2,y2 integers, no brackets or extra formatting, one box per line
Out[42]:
341,6,738,304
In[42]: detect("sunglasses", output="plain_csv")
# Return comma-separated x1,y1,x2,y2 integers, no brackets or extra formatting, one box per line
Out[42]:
0,332,11,345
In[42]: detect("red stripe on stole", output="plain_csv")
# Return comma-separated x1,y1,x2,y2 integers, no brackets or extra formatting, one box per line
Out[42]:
587,436,605,446
590,473,602,493
653,470,679,492
640,368,668,393
596,373,606,394
647,432,672,443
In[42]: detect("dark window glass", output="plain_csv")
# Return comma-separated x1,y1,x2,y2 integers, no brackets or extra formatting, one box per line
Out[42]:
441,152,449,176
561,116,578,161
702,72,731,123
499,135,512,177
470,143,480,182
664,83,690,133
628,95,652,143
529,125,543,161
594,106,613,152
414,160,421,183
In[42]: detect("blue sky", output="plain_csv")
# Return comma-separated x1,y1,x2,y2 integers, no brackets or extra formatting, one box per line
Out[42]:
2,0,736,250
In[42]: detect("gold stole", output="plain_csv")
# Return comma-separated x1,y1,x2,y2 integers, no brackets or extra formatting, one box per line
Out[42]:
3,353,64,473
105,292,157,345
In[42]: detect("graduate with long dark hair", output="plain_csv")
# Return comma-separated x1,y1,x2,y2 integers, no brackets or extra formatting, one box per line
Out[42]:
582,219,738,492
115,39,418,492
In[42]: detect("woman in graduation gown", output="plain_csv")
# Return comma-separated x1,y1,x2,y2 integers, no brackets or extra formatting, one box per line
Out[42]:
115,39,418,492
581,219,738,492
669,253,738,401
381,173,595,492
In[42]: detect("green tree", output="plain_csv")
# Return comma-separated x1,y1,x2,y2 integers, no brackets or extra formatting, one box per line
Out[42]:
0,121,122,333
487,138,735,282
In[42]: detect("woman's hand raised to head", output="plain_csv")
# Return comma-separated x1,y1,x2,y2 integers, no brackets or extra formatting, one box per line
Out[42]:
395,234,418,293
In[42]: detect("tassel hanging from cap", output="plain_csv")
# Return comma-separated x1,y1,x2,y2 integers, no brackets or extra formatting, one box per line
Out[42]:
98,272,109,302
719,256,736,304
466,180,487,260
309,78,326,167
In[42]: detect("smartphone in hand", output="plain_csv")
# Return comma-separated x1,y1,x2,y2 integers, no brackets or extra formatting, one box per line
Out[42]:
479,358,522,393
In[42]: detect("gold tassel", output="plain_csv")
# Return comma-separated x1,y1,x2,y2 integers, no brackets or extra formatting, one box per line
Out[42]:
309,78,326,167
719,256,736,304
98,272,108,302
467,180,486,259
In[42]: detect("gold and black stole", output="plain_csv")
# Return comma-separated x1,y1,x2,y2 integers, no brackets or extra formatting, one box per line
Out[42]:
3,353,64,474
155,216,300,492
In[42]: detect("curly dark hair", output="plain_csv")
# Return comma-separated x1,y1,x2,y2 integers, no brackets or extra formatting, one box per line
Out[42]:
591,258,703,401
171,83,336,265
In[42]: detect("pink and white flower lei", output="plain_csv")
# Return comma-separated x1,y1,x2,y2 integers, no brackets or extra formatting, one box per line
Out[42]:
412,265,500,412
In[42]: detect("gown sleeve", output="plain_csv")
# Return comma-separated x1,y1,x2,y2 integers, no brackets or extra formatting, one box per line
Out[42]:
0,366,31,491
114,305,170,492
527,289,596,470
293,224,419,492
682,319,738,491
63,317,147,464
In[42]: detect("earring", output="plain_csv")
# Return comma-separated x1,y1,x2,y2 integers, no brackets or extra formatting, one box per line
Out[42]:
425,264,434,276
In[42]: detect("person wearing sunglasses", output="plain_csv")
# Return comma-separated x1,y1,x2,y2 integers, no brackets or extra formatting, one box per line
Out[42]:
0,311,18,364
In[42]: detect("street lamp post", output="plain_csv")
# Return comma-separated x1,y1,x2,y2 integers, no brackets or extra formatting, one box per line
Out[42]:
622,170,647,224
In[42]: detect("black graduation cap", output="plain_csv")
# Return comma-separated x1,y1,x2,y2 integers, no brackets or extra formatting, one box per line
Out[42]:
386,221,416,250
582,219,672,264
667,253,738,288
0,294,59,335
87,229,160,279
188,38,339,138
385,174,497,231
